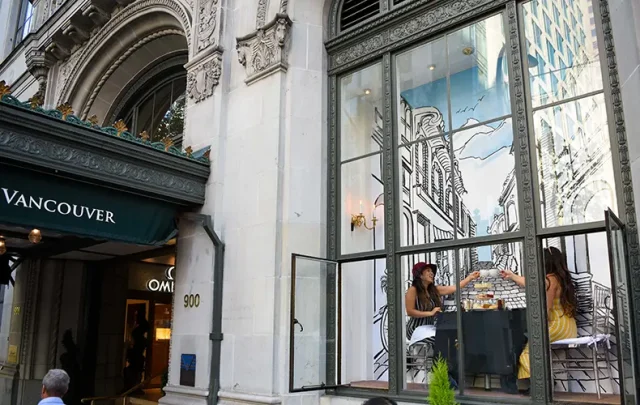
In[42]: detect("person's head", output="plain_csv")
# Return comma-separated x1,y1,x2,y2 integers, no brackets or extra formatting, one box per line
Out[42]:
41,369,70,399
362,397,398,405
412,262,436,286
544,246,578,317
411,262,441,309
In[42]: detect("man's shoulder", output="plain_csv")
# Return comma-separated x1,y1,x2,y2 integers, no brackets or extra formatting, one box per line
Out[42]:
38,397,65,405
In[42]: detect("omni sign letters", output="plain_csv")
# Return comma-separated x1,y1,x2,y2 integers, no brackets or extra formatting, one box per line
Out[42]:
147,266,175,293
1,188,116,224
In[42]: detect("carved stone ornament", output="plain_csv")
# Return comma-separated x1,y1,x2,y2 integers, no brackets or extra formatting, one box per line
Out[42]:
327,0,503,73
26,48,54,100
186,50,222,103
236,14,292,85
197,0,219,51
255,0,268,28
56,0,193,104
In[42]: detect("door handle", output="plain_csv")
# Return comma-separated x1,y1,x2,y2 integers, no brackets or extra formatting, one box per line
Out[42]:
293,318,304,332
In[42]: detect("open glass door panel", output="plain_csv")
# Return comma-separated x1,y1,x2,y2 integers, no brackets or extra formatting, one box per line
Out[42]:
605,209,639,404
289,254,341,392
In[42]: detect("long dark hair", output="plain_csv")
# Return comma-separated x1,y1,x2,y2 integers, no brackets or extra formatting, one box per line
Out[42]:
544,246,578,317
412,264,441,310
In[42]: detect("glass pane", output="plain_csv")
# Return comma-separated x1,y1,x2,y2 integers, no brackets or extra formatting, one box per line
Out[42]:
341,259,389,389
341,154,385,255
291,256,337,390
396,37,449,145
453,118,518,239
606,213,637,404
135,94,156,136
19,1,33,41
458,241,529,399
447,14,511,129
522,0,603,108
340,63,383,161
150,303,172,386
534,94,616,227
398,137,455,247
150,82,174,141
155,94,185,148
401,249,456,393
542,233,622,404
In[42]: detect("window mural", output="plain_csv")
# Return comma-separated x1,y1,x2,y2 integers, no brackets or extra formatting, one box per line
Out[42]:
396,14,516,250
333,0,625,400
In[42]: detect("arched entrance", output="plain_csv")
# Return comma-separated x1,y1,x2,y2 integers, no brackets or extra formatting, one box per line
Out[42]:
46,5,192,402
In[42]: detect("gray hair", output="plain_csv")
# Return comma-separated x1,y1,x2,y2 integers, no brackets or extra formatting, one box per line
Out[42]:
42,369,70,397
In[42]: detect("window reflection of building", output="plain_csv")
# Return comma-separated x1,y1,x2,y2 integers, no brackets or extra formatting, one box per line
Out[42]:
524,0,615,228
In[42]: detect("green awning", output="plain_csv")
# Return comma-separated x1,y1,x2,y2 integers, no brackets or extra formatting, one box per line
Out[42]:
0,165,178,245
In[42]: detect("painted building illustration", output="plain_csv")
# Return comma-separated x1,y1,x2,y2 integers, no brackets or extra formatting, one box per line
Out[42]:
359,2,620,394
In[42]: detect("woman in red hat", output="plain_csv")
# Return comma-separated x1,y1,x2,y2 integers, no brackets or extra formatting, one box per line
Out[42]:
405,262,480,339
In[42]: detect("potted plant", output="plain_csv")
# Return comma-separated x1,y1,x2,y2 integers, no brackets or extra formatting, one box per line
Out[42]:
428,356,458,405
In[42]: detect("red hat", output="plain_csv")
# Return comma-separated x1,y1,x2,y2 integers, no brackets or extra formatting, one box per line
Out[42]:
412,262,437,279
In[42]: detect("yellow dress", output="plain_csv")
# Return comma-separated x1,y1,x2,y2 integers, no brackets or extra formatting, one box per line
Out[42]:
518,298,577,379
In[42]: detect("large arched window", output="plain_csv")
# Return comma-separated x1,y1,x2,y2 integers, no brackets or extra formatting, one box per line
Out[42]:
120,75,186,147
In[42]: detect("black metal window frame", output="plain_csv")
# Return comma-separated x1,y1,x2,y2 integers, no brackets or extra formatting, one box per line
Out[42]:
118,73,187,145
323,0,640,403
13,0,33,49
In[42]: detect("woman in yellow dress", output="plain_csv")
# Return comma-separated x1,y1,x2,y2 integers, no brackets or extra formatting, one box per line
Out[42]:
501,246,578,381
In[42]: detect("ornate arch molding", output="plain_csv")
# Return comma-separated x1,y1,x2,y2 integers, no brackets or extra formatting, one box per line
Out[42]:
79,29,187,120
326,0,509,73
256,0,291,28
58,0,192,106
328,0,390,38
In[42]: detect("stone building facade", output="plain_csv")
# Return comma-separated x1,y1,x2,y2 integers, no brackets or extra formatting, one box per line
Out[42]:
0,0,640,405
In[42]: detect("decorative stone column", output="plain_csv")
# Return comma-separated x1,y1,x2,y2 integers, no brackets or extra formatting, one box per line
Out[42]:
160,1,225,405
25,48,54,106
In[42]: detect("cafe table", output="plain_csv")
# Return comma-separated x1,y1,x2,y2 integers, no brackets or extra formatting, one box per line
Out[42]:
433,308,528,393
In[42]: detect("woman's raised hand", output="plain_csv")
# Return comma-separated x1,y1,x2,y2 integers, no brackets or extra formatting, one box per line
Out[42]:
500,269,514,280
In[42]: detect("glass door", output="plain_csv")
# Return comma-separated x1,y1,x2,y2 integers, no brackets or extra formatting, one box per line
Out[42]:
123,299,150,391
150,303,172,386
289,254,340,392
605,209,638,404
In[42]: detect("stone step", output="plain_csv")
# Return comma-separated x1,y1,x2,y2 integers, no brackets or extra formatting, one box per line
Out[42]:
127,397,159,405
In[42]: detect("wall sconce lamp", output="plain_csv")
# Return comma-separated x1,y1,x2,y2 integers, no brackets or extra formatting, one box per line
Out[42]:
351,200,378,231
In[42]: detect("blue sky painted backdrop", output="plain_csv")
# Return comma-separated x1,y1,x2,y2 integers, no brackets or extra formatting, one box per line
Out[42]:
400,63,515,261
